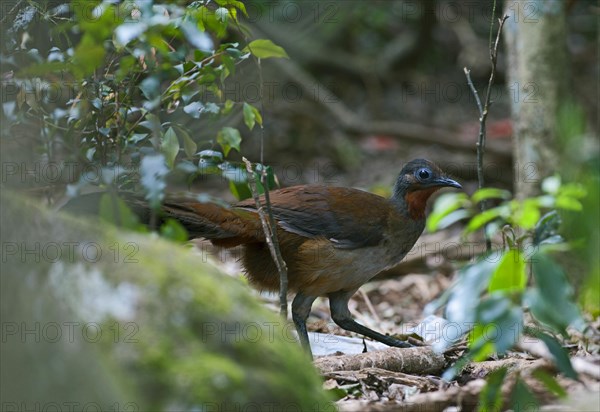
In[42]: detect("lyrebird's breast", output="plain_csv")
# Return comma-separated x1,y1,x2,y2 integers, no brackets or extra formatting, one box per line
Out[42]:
383,212,425,268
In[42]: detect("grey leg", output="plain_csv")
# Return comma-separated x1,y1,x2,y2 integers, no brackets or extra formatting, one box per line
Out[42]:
329,289,413,348
291,292,318,358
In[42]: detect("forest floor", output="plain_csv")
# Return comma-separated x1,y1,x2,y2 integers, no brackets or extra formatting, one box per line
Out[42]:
203,238,600,411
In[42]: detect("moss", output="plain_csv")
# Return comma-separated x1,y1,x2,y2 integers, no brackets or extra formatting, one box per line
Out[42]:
1,192,333,410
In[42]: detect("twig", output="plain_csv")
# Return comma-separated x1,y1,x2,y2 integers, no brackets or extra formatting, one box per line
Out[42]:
358,289,381,325
0,0,24,24
463,14,509,252
488,0,498,51
242,157,289,319
232,18,290,318
260,169,289,318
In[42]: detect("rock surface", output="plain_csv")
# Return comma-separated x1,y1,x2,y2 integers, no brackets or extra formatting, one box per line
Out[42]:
1,192,333,411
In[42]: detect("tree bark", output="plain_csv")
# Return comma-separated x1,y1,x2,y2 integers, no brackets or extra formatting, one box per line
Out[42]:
504,0,569,198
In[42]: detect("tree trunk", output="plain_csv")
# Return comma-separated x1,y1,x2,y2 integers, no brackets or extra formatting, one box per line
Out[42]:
504,0,569,198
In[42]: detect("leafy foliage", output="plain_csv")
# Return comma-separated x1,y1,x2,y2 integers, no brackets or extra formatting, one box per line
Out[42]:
1,0,287,230
478,367,507,412
427,178,586,235
427,177,587,408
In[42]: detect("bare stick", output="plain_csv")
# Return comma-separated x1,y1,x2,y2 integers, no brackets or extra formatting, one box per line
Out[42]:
242,157,289,319
260,165,289,318
358,289,381,325
464,14,509,252
246,40,290,318
256,55,288,316
234,27,290,318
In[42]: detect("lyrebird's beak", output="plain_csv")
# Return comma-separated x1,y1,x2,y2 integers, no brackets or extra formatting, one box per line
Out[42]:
436,176,462,189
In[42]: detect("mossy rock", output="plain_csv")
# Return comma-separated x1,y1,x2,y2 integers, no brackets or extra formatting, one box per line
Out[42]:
0,192,333,411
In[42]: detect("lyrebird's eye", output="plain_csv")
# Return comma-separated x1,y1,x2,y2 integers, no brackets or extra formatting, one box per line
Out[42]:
416,168,431,181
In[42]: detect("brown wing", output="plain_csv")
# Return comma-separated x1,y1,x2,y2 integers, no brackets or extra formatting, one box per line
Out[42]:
235,185,392,249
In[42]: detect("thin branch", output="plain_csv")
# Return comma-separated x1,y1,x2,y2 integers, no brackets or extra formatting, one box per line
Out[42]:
464,69,483,116
0,0,24,23
359,289,381,325
464,14,509,252
255,56,289,318
241,38,290,318
260,168,289,318
488,0,498,51
242,158,289,319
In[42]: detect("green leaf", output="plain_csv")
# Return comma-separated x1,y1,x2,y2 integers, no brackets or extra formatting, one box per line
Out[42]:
533,211,561,246
232,1,248,17
76,2,121,38
512,199,541,230
526,329,578,380
114,22,147,47
531,369,567,398
98,193,143,231
439,257,499,351
478,367,507,412
183,101,204,119
217,127,242,156
215,7,229,22
472,188,512,203
139,75,161,101
252,168,275,195
485,220,503,239
427,192,469,232
469,330,495,361
181,131,197,158
442,353,472,381
228,180,252,201
72,35,105,78
243,39,289,59
160,219,189,243
555,195,583,211
446,258,498,324
180,21,213,51
432,209,471,231
137,113,160,135
471,295,523,356
225,46,243,58
161,127,180,168
559,183,587,199
255,164,277,191
205,102,220,114
140,154,168,210
324,387,351,401
489,249,527,292
222,99,235,115
509,378,539,412
538,335,577,380
527,252,585,334
243,102,263,131
465,206,507,233
221,54,235,76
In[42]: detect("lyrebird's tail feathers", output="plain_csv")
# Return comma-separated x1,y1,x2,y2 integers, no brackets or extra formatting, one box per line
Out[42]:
61,192,263,247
